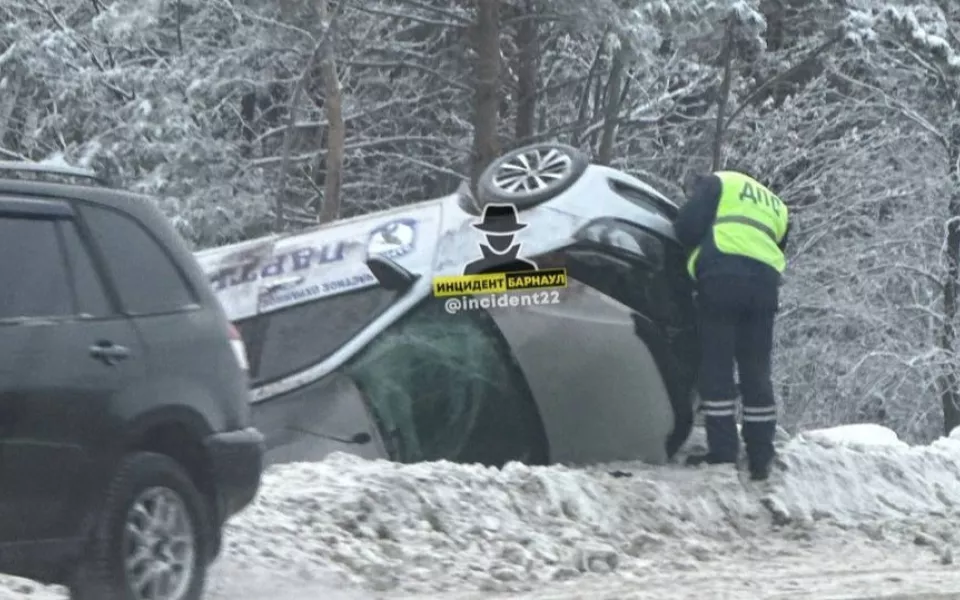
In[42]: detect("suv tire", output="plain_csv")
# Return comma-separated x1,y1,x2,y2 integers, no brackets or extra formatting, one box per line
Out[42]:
477,143,589,209
70,452,211,600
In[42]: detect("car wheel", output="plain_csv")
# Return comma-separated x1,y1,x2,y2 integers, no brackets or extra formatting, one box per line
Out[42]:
70,452,211,600
477,143,589,209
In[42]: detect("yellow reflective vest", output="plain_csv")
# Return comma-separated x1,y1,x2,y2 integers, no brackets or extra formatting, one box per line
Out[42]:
686,171,789,279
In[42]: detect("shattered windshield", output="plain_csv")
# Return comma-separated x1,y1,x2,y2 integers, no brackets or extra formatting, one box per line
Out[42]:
344,296,545,466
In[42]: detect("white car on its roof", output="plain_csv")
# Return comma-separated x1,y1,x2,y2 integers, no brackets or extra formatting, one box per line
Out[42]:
195,143,699,467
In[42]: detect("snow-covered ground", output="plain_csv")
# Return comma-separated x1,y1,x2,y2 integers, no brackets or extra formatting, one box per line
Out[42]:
6,424,960,599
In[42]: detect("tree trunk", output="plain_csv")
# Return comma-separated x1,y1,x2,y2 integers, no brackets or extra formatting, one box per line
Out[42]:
596,39,627,165
274,0,342,230
587,58,607,149
939,124,960,434
317,0,344,224
0,77,21,151
711,20,735,171
470,0,502,193
513,0,538,144
175,0,184,54
275,56,316,230
571,38,605,148
239,92,256,158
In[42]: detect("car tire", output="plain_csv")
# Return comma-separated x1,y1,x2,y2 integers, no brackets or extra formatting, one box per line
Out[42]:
70,452,211,600
477,143,589,209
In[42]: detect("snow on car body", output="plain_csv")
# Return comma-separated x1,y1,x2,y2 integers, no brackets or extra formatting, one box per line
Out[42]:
195,144,698,467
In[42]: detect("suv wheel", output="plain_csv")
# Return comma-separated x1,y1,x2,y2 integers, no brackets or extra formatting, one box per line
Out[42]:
477,143,589,209
71,452,211,600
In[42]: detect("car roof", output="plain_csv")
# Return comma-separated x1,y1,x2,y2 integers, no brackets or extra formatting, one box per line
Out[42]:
0,159,106,183
0,177,222,311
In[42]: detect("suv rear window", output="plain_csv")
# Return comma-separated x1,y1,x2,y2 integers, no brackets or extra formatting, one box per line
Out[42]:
79,204,198,316
0,217,73,319
238,285,397,384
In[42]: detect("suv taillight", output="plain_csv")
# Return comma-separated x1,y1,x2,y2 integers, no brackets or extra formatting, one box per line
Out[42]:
227,323,250,372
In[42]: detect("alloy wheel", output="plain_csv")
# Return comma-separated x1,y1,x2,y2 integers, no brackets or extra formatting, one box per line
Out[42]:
123,486,197,600
491,147,573,195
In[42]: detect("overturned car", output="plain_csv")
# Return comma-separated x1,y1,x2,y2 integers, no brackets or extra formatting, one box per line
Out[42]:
195,144,698,467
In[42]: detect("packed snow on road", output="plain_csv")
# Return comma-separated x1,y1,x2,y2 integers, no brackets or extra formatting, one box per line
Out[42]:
7,424,960,600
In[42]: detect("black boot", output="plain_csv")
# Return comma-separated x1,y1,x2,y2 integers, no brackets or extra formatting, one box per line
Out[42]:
747,452,775,481
685,452,737,467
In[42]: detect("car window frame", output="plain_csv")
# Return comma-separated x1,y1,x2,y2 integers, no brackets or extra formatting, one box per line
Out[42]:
53,218,122,321
561,239,693,329
608,180,679,220
562,241,661,307
576,218,667,271
240,283,402,387
72,201,202,318
0,198,108,325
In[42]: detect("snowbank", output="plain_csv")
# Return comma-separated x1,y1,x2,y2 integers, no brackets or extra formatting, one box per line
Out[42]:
214,425,960,595
5,424,960,599
777,431,960,524
798,423,909,448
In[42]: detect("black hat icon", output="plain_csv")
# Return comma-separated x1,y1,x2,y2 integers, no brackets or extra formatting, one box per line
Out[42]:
472,203,528,235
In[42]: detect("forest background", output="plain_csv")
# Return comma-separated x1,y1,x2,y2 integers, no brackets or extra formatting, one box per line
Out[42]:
2,0,959,440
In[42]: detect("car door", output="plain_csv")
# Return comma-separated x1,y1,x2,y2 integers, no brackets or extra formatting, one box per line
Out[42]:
238,284,399,464
72,203,215,425
484,245,677,465
254,373,389,466
575,219,699,452
0,198,146,542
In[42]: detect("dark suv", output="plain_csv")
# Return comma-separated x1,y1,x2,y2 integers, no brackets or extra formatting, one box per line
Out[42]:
0,162,264,600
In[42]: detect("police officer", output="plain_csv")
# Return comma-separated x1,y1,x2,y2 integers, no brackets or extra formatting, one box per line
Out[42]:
674,170,790,481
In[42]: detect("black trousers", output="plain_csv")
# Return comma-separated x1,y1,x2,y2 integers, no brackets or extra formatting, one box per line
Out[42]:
696,279,777,467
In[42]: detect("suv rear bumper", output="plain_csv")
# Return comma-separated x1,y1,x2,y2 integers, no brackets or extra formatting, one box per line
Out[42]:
204,427,265,520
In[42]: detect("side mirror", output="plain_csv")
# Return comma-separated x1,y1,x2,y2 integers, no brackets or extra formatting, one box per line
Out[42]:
350,432,372,444
286,426,373,445
366,255,420,292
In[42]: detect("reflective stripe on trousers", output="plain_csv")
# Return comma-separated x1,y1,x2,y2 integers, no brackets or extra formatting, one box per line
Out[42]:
700,399,777,464
701,398,739,462
701,398,736,418
701,401,778,422
742,404,777,423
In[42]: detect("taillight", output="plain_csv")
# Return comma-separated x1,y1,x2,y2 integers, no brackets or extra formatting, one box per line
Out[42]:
227,323,250,372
